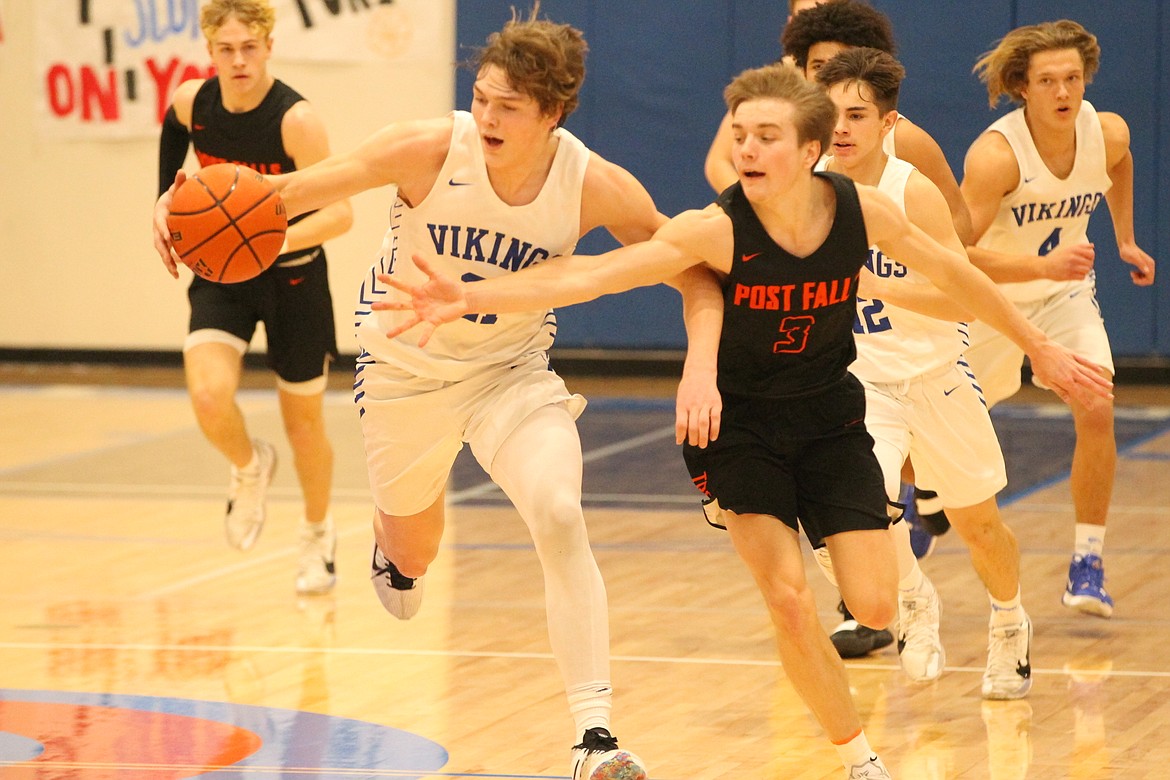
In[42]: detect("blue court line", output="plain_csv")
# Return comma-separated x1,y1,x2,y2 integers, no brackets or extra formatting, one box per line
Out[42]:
998,416,1170,506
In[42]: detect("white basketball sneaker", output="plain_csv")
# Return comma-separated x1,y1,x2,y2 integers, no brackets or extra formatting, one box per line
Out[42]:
983,615,1033,700
848,756,892,779
225,439,276,551
370,544,424,619
897,578,945,682
571,727,646,780
295,516,337,595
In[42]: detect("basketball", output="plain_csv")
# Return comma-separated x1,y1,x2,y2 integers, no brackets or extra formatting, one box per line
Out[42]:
167,163,288,284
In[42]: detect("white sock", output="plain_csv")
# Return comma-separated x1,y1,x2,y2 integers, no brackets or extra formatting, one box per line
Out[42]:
237,447,259,474
989,587,1024,628
833,729,876,769
898,562,926,595
303,514,332,535
567,682,612,741
890,518,919,582
1075,523,1105,558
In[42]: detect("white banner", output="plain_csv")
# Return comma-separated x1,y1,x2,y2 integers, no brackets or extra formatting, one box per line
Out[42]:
36,0,212,140
271,0,450,63
36,0,452,139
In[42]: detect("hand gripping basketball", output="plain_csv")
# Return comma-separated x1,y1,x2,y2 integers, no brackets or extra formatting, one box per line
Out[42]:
166,163,288,283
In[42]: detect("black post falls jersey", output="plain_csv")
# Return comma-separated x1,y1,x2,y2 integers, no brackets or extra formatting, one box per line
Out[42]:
190,78,317,261
715,171,869,400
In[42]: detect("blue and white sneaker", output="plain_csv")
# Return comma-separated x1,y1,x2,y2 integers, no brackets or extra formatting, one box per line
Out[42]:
1062,553,1113,618
899,483,936,559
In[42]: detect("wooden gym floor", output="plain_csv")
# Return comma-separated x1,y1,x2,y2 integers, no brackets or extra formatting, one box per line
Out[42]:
1,363,1169,779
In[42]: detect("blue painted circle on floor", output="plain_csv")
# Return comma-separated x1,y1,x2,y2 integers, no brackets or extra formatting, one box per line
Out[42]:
0,729,44,761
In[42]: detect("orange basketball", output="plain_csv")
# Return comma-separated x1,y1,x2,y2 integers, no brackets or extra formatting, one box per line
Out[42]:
167,163,287,284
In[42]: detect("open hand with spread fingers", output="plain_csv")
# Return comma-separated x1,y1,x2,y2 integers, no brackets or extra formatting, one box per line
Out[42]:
1029,341,1114,407
372,255,472,346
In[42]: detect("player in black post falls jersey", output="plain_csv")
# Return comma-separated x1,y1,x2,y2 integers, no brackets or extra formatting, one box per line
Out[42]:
371,63,1111,778
156,0,353,595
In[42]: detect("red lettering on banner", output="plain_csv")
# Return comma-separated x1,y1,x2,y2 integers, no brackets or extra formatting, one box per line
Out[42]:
47,63,120,122
146,57,181,121
80,66,119,121
46,64,75,116
147,57,216,122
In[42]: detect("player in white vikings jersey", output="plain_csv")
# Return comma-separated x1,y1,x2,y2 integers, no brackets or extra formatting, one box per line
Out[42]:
817,47,1034,699
354,109,585,379
380,62,1111,777
962,20,1156,620
152,6,704,779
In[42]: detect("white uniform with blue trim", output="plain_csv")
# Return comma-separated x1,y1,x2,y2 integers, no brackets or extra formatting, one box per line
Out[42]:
818,153,1007,506
966,101,1115,405
354,111,590,515
356,110,588,381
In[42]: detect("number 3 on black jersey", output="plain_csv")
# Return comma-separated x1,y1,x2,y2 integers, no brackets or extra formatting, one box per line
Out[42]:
773,315,814,354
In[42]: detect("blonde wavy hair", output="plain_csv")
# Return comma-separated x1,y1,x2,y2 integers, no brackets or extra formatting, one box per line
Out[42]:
201,0,276,40
974,19,1100,107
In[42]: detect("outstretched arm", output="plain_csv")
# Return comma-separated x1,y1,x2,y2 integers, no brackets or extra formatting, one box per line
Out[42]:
858,170,975,322
376,207,731,346
859,185,1112,406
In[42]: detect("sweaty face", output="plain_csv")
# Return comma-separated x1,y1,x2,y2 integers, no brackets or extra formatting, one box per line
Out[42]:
826,81,892,168
470,65,560,164
730,98,818,198
207,17,272,97
804,41,850,79
1020,48,1086,127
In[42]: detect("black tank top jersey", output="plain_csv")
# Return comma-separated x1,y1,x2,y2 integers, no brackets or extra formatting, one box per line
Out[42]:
190,78,316,245
715,171,869,399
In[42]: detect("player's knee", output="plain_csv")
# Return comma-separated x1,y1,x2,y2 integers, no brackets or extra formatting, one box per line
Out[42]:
1073,397,1114,436
760,581,817,634
187,381,234,423
846,593,896,630
525,492,587,550
283,414,328,454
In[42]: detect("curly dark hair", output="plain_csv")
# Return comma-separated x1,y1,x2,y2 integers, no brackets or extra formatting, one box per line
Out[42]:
781,0,896,71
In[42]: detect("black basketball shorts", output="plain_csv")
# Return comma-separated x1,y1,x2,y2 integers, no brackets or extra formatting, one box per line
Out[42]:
683,374,890,543
187,248,338,384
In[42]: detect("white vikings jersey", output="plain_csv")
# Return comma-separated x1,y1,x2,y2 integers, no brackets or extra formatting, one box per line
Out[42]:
355,111,589,381
817,155,969,382
975,101,1112,303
